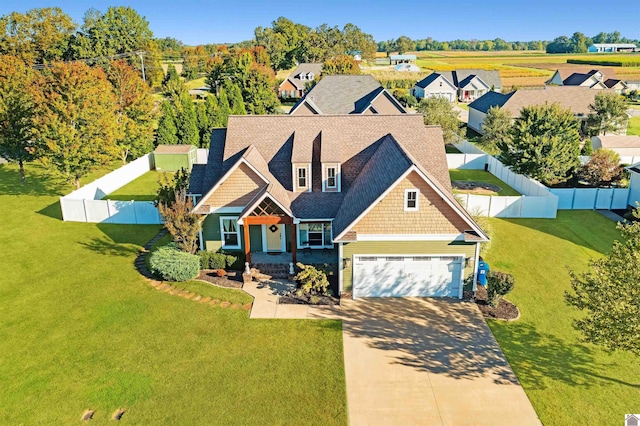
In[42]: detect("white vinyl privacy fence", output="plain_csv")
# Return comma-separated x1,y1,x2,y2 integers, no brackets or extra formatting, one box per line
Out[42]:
450,140,632,216
60,154,162,224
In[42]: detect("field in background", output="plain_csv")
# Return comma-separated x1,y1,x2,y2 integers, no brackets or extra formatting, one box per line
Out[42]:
368,51,640,88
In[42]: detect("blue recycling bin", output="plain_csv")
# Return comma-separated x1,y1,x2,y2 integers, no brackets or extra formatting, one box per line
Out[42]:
477,260,490,287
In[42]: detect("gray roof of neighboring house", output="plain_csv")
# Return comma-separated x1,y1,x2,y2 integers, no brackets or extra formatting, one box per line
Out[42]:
469,86,608,117
468,91,513,113
292,75,406,114
562,72,595,86
604,79,627,88
282,63,323,90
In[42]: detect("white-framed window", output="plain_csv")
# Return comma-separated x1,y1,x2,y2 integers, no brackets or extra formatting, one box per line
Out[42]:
299,74,306,80
326,167,336,188
297,167,307,188
404,189,419,211
308,72,314,80
220,217,241,249
298,222,332,248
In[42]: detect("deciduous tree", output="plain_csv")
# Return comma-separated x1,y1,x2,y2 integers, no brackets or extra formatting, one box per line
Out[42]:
481,106,513,150
322,54,361,75
578,149,625,187
0,55,38,184
107,60,155,163
586,92,629,136
0,7,75,64
498,103,581,185
565,207,640,355
394,36,414,54
34,62,119,188
416,97,464,144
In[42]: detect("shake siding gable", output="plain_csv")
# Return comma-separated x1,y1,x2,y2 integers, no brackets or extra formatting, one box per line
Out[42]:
352,172,467,235
202,163,265,207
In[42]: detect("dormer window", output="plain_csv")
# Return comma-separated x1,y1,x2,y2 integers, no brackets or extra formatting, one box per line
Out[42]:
297,167,307,188
327,167,336,188
308,72,314,80
299,73,306,81
404,189,419,211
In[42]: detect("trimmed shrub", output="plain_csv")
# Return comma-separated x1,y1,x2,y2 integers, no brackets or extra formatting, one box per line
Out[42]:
150,246,199,282
486,271,515,307
294,263,330,295
221,251,243,270
197,251,230,269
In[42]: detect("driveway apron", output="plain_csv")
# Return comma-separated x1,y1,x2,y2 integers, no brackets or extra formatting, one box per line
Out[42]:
341,298,541,426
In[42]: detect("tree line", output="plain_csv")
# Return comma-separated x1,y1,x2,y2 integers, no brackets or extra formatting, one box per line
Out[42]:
0,6,165,86
378,36,548,54
546,31,639,54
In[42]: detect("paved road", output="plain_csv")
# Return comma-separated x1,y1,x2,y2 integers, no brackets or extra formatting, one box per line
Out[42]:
341,298,541,426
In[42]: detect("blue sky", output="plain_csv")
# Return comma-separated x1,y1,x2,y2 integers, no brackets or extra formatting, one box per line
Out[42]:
2,0,639,45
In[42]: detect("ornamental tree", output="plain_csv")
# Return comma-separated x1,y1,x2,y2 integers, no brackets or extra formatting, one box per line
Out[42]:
158,188,204,254
498,103,581,185
0,55,38,184
578,149,625,187
565,208,640,355
34,61,120,188
481,106,512,150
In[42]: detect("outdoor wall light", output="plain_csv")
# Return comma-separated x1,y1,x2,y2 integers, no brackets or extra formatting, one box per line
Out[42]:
342,258,352,269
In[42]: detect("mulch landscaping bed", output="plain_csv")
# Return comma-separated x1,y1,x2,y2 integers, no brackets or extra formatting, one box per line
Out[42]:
473,286,519,321
196,270,243,289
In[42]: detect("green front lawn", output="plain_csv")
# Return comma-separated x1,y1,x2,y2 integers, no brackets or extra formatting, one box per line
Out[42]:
628,116,640,136
486,212,640,425
103,171,169,201
0,163,346,424
449,169,520,196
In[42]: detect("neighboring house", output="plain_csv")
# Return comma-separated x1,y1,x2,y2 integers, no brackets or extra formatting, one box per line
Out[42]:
389,54,417,65
588,43,637,53
394,63,421,72
278,63,323,99
411,73,458,102
591,135,640,157
188,115,488,299
412,69,502,103
468,86,607,134
625,81,640,91
603,79,628,94
289,75,406,115
546,68,617,89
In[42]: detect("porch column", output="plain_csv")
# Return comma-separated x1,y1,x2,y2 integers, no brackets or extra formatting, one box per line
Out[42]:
243,224,251,263
291,224,297,264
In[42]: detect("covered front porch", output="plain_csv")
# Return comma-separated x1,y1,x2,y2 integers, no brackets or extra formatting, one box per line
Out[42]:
251,247,338,265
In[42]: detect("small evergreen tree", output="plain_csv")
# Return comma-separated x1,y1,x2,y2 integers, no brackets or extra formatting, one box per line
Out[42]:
175,92,199,146
217,88,231,127
225,82,247,115
205,94,222,127
157,101,178,145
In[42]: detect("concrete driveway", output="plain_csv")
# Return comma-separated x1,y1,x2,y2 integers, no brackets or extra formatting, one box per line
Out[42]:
341,298,541,425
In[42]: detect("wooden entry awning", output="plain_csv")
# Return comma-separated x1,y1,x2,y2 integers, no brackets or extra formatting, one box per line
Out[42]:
243,216,297,264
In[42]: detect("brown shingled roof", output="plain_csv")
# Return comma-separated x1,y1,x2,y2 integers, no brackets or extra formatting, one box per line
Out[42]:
500,86,607,118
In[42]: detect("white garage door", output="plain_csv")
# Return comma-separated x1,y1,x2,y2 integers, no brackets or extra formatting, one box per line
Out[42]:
353,255,463,298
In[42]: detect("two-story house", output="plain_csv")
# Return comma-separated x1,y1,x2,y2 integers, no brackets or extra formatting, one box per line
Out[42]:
188,115,488,299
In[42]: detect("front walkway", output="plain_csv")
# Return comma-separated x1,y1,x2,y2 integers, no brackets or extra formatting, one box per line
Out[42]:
242,280,341,319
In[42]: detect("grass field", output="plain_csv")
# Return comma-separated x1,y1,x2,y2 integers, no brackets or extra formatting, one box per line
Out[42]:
449,169,520,196
628,116,640,136
103,171,167,201
0,163,347,425
486,212,640,425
